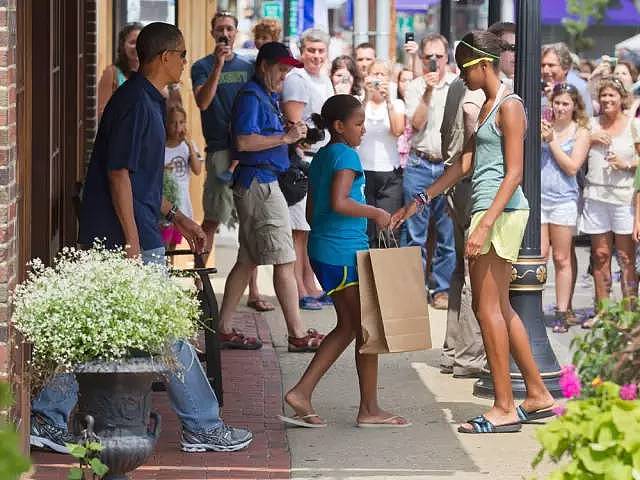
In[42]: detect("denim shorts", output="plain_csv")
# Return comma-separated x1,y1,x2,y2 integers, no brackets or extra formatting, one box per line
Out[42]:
310,259,358,296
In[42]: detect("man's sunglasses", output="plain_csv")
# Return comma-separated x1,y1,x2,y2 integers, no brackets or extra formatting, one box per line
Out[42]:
166,49,187,59
424,54,445,59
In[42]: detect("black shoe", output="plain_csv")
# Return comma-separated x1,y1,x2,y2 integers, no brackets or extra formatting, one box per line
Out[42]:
30,414,74,454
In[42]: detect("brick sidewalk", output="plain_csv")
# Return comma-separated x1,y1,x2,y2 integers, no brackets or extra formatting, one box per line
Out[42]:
32,312,290,480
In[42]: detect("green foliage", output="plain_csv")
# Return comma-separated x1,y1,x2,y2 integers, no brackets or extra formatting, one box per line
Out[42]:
66,440,108,479
532,382,640,479
0,382,31,480
571,299,640,394
562,0,618,52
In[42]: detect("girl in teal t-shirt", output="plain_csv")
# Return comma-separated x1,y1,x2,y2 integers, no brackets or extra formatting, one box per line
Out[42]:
278,94,411,429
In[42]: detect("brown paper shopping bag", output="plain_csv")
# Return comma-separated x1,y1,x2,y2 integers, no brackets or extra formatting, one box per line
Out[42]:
357,246,432,354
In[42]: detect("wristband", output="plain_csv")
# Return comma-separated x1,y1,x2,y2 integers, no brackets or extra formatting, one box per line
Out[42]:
165,204,179,223
413,191,431,211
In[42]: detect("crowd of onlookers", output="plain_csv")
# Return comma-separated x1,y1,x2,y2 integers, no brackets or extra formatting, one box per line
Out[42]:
97,15,640,339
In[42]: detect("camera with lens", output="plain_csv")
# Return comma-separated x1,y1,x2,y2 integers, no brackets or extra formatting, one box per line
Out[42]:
301,114,325,145
217,36,229,46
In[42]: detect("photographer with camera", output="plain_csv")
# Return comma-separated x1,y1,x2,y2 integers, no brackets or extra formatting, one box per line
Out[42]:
403,33,457,310
361,60,406,247
282,28,335,310
218,42,326,353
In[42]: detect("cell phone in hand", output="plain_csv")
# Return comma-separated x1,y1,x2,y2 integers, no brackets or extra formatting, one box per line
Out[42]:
405,32,414,44
541,106,554,123
428,57,437,72
217,36,229,46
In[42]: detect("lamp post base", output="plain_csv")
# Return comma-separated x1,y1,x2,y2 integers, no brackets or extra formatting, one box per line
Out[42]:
473,256,564,399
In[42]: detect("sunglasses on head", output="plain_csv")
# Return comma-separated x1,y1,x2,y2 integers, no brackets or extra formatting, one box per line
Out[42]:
553,82,577,94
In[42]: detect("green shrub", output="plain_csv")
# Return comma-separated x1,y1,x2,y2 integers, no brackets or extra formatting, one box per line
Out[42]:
533,381,640,480
0,382,31,480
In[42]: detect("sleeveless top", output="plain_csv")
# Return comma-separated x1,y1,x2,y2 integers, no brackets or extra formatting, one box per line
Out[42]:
541,132,579,204
115,66,127,88
584,116,639,206
471,85,529,214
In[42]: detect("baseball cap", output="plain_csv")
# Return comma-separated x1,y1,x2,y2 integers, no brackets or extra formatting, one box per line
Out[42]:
256,42,303,68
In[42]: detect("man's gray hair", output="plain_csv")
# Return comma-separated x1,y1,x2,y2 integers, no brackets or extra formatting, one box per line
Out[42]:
542,42,573,71
299,28,330,50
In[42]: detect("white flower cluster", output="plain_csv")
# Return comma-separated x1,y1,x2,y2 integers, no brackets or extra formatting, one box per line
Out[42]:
12,246,200,372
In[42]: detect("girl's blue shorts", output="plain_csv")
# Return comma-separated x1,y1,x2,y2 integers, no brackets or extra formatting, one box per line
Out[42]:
310,259,359,296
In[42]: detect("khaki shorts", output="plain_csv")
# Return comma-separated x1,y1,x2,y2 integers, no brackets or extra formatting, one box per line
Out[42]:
234,179,296,266
203,149,236,226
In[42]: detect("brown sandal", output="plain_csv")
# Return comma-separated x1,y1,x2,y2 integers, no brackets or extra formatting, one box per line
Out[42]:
219,328,263,350
288,329,325,352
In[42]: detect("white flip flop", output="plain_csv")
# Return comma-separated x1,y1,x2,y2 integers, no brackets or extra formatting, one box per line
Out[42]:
356,416,412,428
277,413,327,428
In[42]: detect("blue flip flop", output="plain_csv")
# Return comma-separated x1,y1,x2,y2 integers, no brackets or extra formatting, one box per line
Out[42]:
299,296,323,310
516,405,556,424
458,415,522,434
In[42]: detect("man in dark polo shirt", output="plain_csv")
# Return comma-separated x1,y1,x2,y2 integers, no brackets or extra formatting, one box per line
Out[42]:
217,43,325,353
30,22,252,455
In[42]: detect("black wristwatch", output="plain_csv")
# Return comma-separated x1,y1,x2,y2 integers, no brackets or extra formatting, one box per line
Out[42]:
165,204,179,223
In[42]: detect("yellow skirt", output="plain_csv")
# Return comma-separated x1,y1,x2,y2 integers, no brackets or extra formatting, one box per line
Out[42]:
468,210,530,263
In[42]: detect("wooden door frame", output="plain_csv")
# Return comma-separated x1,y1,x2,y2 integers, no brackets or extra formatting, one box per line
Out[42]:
15,0,32,450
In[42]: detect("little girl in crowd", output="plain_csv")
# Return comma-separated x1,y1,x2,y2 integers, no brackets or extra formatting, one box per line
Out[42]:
162,105,202,251
278,94,410,428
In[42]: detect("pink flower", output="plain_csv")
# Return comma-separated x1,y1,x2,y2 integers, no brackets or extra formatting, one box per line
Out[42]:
552,405,566,416
620,384,638,401
559,364,582,399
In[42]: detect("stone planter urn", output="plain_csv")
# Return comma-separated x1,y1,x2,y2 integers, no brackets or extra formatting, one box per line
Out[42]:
73,357,167,480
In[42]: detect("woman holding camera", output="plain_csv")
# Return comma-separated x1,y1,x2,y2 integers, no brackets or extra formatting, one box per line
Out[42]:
360,60,406,246
540,83,590,333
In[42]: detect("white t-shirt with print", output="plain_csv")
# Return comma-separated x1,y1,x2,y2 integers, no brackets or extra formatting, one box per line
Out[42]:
164,141,194,219
359,99,406,172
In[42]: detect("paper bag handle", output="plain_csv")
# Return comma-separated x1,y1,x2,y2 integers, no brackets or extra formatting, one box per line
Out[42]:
377,229,399,249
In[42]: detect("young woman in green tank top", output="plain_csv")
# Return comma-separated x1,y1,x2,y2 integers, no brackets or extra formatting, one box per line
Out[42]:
392,30,556,434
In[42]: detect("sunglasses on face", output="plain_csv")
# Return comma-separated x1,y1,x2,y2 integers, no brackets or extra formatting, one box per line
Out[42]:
166,49,187,59
424,54,445,60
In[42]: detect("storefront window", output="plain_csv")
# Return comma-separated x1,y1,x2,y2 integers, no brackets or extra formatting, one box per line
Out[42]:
114,0,177,49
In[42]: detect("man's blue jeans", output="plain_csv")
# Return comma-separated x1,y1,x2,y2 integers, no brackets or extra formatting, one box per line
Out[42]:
31,247,223,434
401,154,456,294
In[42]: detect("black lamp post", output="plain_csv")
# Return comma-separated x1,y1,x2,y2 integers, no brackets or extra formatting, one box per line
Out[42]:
440,0,452,43
473,0,563,399
488,0,502,26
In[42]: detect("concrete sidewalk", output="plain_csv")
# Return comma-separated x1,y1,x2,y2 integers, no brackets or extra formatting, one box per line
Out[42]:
210,240,571,480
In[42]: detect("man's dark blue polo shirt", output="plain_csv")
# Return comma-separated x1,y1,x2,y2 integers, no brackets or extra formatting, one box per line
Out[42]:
231,78,289,189
78,72,166,251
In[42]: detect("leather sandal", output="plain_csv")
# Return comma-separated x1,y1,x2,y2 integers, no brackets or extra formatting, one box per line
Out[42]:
288,329,325,353
219,328,263,350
